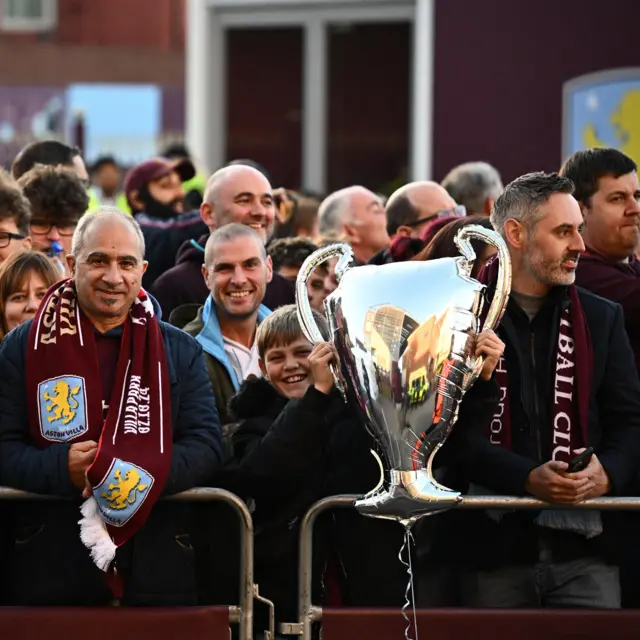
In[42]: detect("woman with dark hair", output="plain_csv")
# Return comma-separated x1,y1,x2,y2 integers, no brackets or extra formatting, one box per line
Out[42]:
0,251,61,340
413,214,497,278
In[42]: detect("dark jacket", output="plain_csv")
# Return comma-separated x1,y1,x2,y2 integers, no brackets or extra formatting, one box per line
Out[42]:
151,234,296,318
136,210,209,290
575,251,640,371
368,246,393,265
0,316,223,606
173,299,270,432
224,377,406,622
428,286,640,570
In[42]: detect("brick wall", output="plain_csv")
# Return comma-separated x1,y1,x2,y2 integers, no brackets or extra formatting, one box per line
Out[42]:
0,0,185,85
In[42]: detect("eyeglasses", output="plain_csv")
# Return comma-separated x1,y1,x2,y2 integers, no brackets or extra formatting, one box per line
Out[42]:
0,231,25,248
30,220,77,236
405,205,467,228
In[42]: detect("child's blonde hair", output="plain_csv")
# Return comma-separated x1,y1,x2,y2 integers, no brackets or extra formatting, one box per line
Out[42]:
257,304,330,360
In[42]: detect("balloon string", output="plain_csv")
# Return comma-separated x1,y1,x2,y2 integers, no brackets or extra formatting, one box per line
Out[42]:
399,527,419,640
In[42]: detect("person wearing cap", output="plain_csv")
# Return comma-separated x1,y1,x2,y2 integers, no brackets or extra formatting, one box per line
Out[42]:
124,157,208,289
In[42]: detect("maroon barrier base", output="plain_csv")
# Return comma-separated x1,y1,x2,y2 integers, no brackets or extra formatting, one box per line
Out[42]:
322,608,640,640
0,606,231,640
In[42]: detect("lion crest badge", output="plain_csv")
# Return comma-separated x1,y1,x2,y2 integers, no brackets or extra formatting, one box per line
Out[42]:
38,375,88,443
94,459,155,527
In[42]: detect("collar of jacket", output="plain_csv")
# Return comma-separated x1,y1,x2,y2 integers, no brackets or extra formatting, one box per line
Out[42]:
582,246,640,272
195,294,271,390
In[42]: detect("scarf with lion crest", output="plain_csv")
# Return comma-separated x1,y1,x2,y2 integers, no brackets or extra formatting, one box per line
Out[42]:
26,279,172,572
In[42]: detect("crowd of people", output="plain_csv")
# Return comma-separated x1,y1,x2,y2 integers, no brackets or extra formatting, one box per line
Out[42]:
0,139,639,630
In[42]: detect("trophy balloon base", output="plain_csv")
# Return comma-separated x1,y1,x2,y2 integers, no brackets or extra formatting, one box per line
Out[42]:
355,470,461,527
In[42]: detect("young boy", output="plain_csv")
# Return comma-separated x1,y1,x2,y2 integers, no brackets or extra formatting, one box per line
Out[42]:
224,305,505,622
225,304,406,624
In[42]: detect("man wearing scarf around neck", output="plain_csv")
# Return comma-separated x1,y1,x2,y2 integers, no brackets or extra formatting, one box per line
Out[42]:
560,149,640,369
560,149,640,607
0,206,222,606
431,172,640,609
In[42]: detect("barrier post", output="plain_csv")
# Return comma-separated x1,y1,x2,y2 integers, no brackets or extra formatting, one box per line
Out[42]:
0,486,254,640
284,494,640,640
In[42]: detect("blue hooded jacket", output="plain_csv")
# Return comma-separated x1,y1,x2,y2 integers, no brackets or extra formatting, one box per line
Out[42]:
195,294,271,391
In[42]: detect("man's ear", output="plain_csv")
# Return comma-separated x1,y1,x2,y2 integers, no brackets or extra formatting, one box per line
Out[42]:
141,260,148,276
201,202,216,232
22,236,32,250
265,255,274,284
483,198,494,216
504,218,525,250
129,190,144,212
66,254,76,276
395,225,412,238
343,223,359,244
201,263,211,290
259,358,268,377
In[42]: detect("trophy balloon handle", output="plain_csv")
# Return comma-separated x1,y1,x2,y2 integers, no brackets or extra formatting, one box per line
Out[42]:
454,224,512,379
295,242,354,398
362,448,385,499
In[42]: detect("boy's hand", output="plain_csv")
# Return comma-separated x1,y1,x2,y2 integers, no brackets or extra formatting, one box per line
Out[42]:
309,342,337,395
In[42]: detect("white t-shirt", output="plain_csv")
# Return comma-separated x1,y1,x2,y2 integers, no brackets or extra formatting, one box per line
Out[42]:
223,336,262,382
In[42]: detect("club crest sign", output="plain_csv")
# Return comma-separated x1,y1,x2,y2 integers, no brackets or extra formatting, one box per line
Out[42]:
563,67,640,166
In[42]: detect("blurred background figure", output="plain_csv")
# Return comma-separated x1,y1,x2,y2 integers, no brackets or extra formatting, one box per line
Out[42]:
413,214,496,278
18,165,89,273
88,155,128,212
441,161,503,216
0,250,60,341
267,237,330,312
0,169,32,263
162,143,208,211
318,186,388,265
11,140,89,184
373,181,464,264
124,157,207,288
272,190,321,241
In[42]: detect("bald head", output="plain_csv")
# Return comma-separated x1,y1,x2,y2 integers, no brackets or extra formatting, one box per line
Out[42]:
201,165,275,242
318,185,388,263
385,181,458,237
317,186,379,237
72,206,145,260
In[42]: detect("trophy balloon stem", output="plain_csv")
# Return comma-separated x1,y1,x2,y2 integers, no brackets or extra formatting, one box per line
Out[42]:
355,466,461,525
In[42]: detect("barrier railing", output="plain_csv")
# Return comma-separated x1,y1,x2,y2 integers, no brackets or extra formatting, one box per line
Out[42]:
0,487,255,640
282,494,640,640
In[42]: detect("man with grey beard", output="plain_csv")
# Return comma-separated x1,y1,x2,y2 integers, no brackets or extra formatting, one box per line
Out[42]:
421,172,640,609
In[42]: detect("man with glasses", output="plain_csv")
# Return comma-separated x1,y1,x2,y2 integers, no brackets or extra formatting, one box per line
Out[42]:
369,181,465,264
0,169,32,262
18,165,89,260
386,181,465,238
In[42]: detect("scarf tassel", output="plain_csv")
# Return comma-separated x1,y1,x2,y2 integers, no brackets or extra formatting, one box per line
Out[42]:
78,497,117,572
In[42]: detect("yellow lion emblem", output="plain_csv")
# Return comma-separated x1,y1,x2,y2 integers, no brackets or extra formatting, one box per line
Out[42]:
101,468,149,511
43,380,81,425
583,89,640,165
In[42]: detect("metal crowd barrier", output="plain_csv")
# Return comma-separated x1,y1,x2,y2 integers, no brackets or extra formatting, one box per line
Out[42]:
281,494,640,640
0,487,255,640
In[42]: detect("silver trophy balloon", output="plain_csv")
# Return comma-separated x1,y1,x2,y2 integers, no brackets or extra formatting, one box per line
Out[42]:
296,225,511,526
